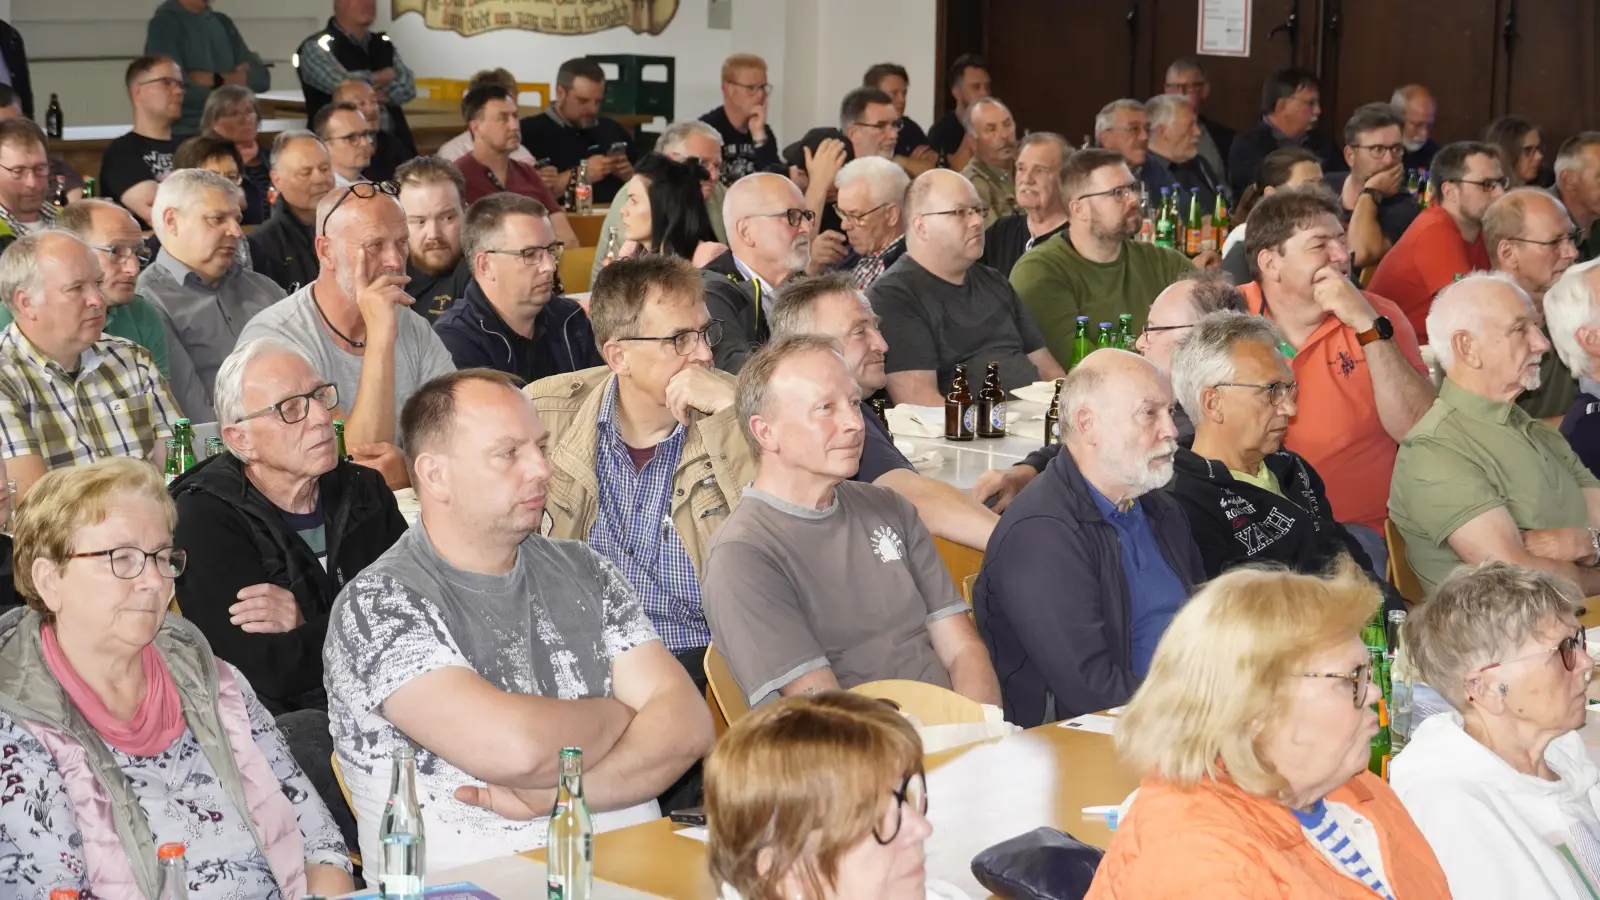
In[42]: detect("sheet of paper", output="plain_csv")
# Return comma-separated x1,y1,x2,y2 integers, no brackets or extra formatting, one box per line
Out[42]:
1059,714,1118,735
924,737,1063,899
1197,0,1251,57
674,825,710,843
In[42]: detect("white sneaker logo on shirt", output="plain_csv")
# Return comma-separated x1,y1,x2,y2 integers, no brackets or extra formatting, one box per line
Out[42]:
872,526,905,563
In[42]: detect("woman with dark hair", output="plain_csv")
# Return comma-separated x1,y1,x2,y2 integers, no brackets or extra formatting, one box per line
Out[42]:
1485,115,1546,187
618,153,726,266
1220,147,1324,285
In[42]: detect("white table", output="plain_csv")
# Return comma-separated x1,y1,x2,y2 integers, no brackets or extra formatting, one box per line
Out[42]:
888,398,1050,489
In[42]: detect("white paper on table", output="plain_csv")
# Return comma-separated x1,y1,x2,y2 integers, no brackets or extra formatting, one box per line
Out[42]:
1059,714,1118,735
674,825,710,843
886,404,1022,438
1009,381,1063,404
923,735,1062,899
336,854,661,899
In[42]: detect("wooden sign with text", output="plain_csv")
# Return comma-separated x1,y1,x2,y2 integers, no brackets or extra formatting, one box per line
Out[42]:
391,0,680,37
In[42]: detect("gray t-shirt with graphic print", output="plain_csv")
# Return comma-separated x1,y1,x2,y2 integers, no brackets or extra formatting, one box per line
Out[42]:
323,523,662,875
702,480,968,706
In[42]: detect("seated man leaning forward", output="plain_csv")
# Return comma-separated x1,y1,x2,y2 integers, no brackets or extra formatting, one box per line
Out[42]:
702,335,1001,707
1390,272,1600,597
323,368,714,875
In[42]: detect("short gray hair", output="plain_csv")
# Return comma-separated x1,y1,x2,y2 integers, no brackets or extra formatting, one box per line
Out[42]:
1406,560,1581,709
1095,99,1146,138
1555,132,1600,181
1544,258,1600,375
1426,271,1531,371
271,130,327,172
1144,94,1193,132
214,338,316,460
200,85,260,133
768,271,862,339
152,168,244,238
963,97,1011,132
833,155,910,207
1016,132,1072,175
657,119,722,157
1059,348,1153,440
1170,312,1288,420
735,334,846,458
0,230,82,311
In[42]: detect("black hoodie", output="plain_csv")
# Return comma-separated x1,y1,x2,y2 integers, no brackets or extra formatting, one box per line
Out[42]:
248,196,320,293
168,453,408,714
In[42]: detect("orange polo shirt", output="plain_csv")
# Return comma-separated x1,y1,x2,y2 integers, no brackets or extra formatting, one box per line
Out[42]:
1241,282,1428,531
1365,205,1490,344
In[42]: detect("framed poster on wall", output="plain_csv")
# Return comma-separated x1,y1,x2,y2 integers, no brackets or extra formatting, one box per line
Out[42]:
392,0,681,37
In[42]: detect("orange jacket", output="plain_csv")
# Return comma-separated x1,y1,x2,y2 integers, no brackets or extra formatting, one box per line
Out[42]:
1086,773,1451,899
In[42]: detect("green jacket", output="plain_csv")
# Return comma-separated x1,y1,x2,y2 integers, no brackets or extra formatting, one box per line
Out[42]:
0,294,170,379
145,0,270,135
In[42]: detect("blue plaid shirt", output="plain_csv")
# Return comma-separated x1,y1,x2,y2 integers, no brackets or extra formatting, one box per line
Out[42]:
587,380,710,654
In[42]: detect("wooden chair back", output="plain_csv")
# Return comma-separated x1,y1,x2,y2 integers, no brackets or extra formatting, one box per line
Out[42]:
1384,518,1425,604
849,679,987,726
703,643,750,726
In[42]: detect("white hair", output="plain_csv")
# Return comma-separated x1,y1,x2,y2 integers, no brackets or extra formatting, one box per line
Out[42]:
213,337,317,460
151,168,244,238
1426,270,1533,371
1544,258,1600,376
963,97,1011,132
1095,99,1146,138
0,230,85,311
657,119,722,156
834,156,910,208
1144,93,1193,132
1170,312,1288,421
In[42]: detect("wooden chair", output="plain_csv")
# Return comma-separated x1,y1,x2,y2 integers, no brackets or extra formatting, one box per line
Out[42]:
934,536,983,595
703,643,750,726
559,246,597,295
960,572,977,606
1384,519,1425,604
850,679,987,726
568,213,606,248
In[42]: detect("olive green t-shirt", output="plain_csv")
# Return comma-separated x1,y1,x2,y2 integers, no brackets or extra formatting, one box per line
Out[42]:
0,293,171,379
1008,234,1193,368
1389,378,1600,595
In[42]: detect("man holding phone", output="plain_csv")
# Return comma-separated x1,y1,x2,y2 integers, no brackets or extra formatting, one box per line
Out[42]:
520,58,637,205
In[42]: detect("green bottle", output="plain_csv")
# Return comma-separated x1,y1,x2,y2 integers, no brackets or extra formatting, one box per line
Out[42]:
1116,313,1134,350
1184,188,1203,257
1069,316,1092,369
163,439,180,486
547,747,594,900
173,418,195,465
333,420,347,459
1212,191,1230,249
1095,322,1115,350
1153,187,1174,249
1369,693,1393,780
203,437,224,459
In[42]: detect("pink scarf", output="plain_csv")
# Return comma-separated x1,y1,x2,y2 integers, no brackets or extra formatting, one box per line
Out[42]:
40,625,186,757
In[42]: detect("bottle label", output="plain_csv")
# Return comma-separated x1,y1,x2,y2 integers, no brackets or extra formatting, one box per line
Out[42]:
548,875,565,900
962,406,977,434
1050,421,1059,440
988,401,1006,430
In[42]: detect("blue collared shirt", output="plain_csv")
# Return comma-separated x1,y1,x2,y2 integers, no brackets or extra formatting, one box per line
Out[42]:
1088,484,1188,676
586,379,710,653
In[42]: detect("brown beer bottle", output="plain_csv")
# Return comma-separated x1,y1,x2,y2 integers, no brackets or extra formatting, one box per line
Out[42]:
976,361,1006,438
944,364,975,441
871,398,890,429
1043,378,1064,447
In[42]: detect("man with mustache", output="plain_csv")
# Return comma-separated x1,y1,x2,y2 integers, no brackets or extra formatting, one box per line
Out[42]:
1096,99,1149,180
0,231,179,500
1482,189,1581,418
962,97,1020,227
1226,67,1345,197
701,335,1001,707
239,181,455,484
870,168,1064,406
982,131,1069,278
396,156,473,321
1390,272,1600,597
704,172,814,373
974,348,1205,727
1392,84,1438,172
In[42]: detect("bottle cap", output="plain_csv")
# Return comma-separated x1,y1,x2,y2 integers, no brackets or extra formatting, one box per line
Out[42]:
560,746,583,758
157,842,185,861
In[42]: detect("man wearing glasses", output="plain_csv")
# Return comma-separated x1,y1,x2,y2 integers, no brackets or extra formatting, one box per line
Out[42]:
170,338,407,715
835,156,909,289
313,102,376,188
101,55,184,229
0,117,57,238
1370,141,1507,344
526,254,758,699
1391,273,1600,598
1163,58,1233,187
1325,103,1419,270
700,54,781,185
436,193,602,380
1142,95,1224,219
1226,68,1345,197
703,172,815,373
1483,189,1582,418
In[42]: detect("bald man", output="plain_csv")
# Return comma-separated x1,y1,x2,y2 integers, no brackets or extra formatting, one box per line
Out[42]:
868,168,1063,406
1484,189,1582,417
239,183,455,482
975,348,1205,726
1393,84,1438,171
704,172,815,373
333,79,409,182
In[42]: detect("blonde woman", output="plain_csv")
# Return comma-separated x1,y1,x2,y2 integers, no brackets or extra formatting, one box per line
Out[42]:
1086,561,1450,899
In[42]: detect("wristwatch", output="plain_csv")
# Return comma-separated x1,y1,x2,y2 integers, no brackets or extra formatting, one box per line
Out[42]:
1355,316,1394,346
1362,187,1385,204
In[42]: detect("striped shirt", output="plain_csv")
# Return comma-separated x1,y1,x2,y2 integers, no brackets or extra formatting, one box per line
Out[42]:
0,325,177,469
0,199,56,238
1292,798,1395,900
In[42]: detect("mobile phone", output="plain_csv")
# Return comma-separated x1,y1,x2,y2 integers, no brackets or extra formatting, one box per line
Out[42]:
670,806,707,827
608,141,629,157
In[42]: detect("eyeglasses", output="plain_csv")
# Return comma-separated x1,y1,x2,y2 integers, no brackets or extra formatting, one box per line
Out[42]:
211,169,244,185
616,319,724,356
853,119,901,133
1477,625,1587,676
486,242,565,266
0,163,49,181
329,130,378,146
1104,123,1150,136
727,80,772,94
1076,183,1140,203
88,243,153,267
872,771,928,845
920,204,989,221
1450,176,1510,193
1300,661,1373,709
1506,229,1586,250
1140,322,1194,339
1163,80,1207,93
137,77,185,90
834,202,891,228
320,180,399,234
237,383,339,425
748,208,815,228
1213,380,1299,405
1352,143,1405,158
1521,143,1544,157
66,546,187,580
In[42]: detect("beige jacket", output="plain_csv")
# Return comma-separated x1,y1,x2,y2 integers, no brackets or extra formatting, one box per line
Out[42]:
525,366,757,576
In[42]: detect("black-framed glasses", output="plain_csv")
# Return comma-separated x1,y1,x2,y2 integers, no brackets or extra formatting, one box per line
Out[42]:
137,77,185,90
1478,625,1587,676
0,162,49,181
616,319,723,356
486,242,565,266
747,208,815,228
66,546,187,580
1077,183,1140,203
873,771,928,844
726,80,772,94
920,204,989,221
328,130,378,146
1300,661,1372,709
1164,79,1207,93
237,383,339,425
834,202,891,228
88,243,154,267
1140,322,1195,338
1450,176,1510,193
1214,380,1299,406
1352,143,1404,158
853,119,901,133
1506,229,1586,250
320,180,399,234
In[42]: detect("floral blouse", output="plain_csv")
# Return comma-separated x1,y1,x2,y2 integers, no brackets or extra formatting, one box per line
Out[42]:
0,662,349,900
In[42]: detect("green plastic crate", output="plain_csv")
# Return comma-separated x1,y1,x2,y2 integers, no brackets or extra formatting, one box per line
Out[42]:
588,54,675,120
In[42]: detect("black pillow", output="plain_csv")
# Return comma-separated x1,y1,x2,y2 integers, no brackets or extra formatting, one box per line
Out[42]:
970,826,1104,900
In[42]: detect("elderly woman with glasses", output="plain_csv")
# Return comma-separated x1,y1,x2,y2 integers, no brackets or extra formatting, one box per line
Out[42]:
706,691,970,900
1086,561,1451,899
1391,562,1599,899
0,458,353,899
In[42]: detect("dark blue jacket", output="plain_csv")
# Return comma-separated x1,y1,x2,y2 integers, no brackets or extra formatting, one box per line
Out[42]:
434,281,603,382
975,446,1206,727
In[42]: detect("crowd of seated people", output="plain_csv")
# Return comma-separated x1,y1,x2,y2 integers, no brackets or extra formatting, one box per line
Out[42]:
8,6,1600,893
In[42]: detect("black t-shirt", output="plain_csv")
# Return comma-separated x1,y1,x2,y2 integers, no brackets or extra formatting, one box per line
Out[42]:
1324,171,1422,244
519,111,636,205
894,117,929,157
982,214,1067,278
362,130,410,185
406,257,474,322
100,131,179,228
927,111,965,156
853,401,914,483
700,105,782,184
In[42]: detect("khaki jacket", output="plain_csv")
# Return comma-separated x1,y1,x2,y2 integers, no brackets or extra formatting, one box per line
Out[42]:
962,159,1020,227
525,366,757,577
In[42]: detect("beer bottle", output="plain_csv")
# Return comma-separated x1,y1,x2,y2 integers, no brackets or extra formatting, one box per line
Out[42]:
1095,322,1115,350
600,226,620,267
1069,316,1093,369
1388,609,1413,750
45,94,63,140
156,843,188,900
976,361,1006,439
1184,188,1203,257
1361,609,1387,655
1419,169,1433,209
1136,183,1154,243
1153,187,1174,249
943,364,975,442
50,177,68,210
1405,168,1420,197
1043,378,1063,447
1211,191,1229,249
870,398,889,430
81,177,95,199
163,439,180,486
173,418,196,471
1116,313,1134,350
378,745,426,900
575,161,593,215
203,436,224,459
547,747,595,900
333,420,347,458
